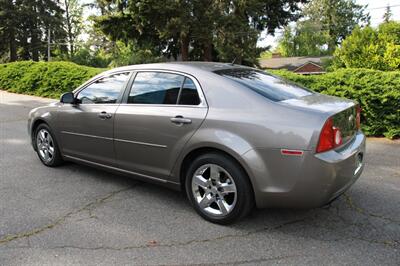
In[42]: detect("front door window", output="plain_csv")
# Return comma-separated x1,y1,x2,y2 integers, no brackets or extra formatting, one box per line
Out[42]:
77,72,130,104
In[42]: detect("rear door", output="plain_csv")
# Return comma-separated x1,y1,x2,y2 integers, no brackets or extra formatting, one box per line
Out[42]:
58,72,131,165
114,71,208,181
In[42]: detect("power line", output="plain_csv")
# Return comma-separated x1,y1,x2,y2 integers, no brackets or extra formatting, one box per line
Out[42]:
366,4,400,10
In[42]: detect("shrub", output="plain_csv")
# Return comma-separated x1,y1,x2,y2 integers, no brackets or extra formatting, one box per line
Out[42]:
0,61,103,98
333,22,400,71
0,61,398,138
271,69,400,139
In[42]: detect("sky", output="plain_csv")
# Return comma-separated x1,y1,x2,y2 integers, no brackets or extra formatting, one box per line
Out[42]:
258,0,400,48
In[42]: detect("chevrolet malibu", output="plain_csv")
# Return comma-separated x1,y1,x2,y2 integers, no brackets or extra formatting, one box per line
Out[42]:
28,62,365,224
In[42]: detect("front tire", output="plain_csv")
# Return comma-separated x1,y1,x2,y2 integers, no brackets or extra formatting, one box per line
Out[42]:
34,124,63,167
185,153,254,224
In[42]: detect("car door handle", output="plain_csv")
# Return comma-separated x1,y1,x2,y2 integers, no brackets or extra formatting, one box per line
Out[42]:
170,116,192,125
98,111,112,119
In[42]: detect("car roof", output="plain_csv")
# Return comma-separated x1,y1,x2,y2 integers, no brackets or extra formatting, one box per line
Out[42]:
104,61,252,76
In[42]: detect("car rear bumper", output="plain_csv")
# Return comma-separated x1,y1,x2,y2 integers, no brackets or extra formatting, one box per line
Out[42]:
243,131,366,208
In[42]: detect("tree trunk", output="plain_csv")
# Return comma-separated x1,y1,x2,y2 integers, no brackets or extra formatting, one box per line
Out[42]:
9,28,17,62
326,1,336,54
327,39,336,54
235,55,242,65
30,2,39,61
180,35,189,61
20,36,30,60
64,0,74,56
31,32,40,61
203,41,212,61
70,43,74,56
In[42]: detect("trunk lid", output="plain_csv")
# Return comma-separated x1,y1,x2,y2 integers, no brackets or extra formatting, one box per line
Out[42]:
330,105,359,145
282,93,359,145
281,93,355,114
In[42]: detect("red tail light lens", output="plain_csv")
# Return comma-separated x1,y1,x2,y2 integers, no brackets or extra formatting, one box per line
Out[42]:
317,118,334,153
356,105,361,129
316,118,343,153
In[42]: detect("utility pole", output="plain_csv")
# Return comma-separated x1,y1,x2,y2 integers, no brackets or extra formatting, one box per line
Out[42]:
47,27,51,62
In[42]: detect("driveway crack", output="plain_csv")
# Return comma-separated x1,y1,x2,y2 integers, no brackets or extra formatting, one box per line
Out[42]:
0,184,140,245
39,217,307,251
343,193,400,224
151,254,309,266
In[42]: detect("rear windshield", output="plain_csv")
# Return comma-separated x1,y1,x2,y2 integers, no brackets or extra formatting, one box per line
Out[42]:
214,68,313,102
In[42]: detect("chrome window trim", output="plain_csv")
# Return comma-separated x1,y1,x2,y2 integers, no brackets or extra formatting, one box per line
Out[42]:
117,103,207,108
61,103,121,107
124,69,208,108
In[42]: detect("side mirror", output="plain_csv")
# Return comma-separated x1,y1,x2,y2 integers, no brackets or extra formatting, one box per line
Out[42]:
60,92,75,104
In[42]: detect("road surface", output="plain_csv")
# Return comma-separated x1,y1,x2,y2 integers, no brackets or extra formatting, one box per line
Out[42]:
0,91,399,265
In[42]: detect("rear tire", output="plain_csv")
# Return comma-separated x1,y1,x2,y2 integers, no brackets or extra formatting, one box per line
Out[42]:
185,152,254,224
34,124,63,167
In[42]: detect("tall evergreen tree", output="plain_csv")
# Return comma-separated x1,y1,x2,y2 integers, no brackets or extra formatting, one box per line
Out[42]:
62,0,84,56
277,0,370,56
93,0,307,65
303,0,370,53
278,20,329,57
0,0,18,61
0,0,66,62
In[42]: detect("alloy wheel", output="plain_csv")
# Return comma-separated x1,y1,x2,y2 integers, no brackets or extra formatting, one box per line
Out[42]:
36,129,55,163
191,164,237,216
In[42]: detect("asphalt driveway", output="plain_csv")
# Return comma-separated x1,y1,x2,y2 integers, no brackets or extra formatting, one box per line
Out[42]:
0,91,399,265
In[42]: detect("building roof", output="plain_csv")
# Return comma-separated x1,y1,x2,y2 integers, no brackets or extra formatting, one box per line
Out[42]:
259,56,331,70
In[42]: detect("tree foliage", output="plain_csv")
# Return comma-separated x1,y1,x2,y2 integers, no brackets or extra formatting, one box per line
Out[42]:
278,20,329,56
304,0,370,53
333,21,400,71
93,0,307,65
278,0,370,56
61,0,84,56
0,0,66,62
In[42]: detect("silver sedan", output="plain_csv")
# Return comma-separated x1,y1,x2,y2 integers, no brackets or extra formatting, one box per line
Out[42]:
28,62,365,224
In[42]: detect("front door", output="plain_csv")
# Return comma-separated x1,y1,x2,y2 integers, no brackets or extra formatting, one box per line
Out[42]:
57,72,131,165
114,71,208,180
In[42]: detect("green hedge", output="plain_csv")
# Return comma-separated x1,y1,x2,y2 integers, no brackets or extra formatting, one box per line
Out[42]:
0,62,398,138
271,69,400,139
0,61,103,98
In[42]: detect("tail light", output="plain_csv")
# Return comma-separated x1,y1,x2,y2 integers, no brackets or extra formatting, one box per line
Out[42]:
316,118,343,153
356,105,361,129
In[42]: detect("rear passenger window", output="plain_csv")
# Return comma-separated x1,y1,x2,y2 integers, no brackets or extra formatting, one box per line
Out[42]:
127,71,201,105
178,78,200,105
128,72,184,104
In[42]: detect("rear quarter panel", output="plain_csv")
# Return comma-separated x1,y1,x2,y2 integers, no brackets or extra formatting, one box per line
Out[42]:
170,72,328,186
